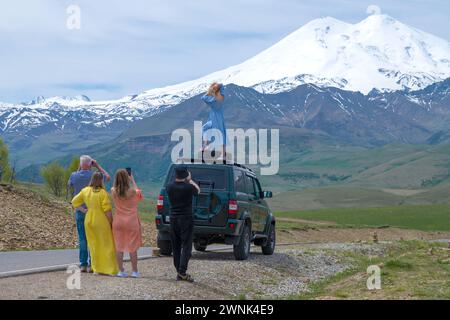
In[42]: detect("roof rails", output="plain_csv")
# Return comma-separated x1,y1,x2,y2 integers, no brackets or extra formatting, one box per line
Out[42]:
231,162,254,173
175,158,254,173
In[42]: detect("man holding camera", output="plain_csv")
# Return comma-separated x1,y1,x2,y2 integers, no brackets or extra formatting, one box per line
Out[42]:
166,166,200,282
68,155,110,272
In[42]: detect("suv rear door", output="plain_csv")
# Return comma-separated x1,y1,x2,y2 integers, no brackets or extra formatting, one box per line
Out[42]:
165,165,229,227
244,173,265,232
234,168,249,223
252,177,270,233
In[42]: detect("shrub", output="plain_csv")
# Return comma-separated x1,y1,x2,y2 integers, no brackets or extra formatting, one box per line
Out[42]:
0,138,12,182
41,162,66,197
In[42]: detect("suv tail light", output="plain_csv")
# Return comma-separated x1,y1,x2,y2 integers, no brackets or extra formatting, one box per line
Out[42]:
157,195,164,210
228,200,238,215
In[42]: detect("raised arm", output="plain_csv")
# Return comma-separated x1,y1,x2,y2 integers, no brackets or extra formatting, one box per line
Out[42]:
130,174,143,201
187,172,200,195
201,94,216,104
91,159,111,182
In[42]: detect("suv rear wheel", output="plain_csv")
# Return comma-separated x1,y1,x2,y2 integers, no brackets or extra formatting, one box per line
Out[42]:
233,224,251,260
157,239,172,256
194,242,207,252
261,224,275,255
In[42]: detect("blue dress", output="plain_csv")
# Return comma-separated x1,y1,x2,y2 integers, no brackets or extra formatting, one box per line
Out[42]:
201,85,227,146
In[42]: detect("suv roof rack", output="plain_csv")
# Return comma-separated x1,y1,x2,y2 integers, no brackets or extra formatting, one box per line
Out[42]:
175,158,254,173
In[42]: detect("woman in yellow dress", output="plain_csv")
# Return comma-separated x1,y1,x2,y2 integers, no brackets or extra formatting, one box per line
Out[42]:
72,172,119,276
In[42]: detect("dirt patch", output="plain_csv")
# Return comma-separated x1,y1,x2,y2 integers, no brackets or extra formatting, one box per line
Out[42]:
0,184,77,251
276,226,450,244
277,217,336,226
0,184,156,251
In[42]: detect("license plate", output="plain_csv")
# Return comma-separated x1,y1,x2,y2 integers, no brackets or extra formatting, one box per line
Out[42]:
165,216,170,223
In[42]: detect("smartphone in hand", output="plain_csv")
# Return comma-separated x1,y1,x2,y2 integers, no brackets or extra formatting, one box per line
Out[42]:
126,167,132,176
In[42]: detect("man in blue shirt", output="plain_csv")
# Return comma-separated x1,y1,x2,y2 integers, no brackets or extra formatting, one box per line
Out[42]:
68,155,110,272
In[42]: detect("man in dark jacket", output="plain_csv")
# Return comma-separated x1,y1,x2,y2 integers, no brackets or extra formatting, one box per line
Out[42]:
166,166,200,282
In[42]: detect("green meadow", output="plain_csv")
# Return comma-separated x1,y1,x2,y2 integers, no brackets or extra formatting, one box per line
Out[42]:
276,205,450,232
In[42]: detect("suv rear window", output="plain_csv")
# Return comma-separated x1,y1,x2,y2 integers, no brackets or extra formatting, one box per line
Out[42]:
167,167,227,190
245,175,256,196
234,169,246,193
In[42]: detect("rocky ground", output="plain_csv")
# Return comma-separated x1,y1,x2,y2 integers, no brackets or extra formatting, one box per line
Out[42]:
0,184,77,251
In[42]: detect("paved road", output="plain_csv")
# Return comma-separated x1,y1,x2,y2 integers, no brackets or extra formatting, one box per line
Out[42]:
0,247,154,278
0,245,235,278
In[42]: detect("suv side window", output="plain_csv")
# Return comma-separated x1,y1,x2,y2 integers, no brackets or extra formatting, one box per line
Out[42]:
234,169,246,193
253,178,262,199
245,174,256,197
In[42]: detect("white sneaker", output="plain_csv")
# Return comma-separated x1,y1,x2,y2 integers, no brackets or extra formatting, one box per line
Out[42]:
131,271,141,278
117,271,128,278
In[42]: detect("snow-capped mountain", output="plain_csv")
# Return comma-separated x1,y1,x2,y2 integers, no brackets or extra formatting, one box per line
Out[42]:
136,14,450,102
0,95,168,133
1,14,450,135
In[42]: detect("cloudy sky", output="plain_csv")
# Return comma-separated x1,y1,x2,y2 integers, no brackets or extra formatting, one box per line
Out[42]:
1,0,449,103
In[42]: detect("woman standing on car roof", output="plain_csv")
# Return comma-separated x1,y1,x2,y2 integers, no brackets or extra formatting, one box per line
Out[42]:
201,82,227,160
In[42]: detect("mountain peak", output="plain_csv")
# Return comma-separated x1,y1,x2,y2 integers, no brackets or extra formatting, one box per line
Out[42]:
303,16,349,27
361,13,397,23
24,94,91,106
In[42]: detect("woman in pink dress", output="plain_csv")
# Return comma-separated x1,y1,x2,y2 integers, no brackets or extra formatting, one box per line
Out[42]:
111,169,143,278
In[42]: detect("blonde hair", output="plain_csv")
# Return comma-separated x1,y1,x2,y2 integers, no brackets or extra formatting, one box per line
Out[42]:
89,172,104,192
113,169,131,199
207,82,220,96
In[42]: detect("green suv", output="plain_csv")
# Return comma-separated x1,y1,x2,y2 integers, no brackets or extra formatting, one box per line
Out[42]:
155,162,276,260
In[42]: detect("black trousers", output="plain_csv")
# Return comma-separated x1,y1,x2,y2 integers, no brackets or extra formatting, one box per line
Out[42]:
169,215,194,275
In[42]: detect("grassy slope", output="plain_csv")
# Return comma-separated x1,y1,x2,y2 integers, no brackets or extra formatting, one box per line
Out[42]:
259,142,450,193
267,186,404,212
10,131,120,170
295,241,450,300
16,136,450,194
267,178,450,212
276,205,450,231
